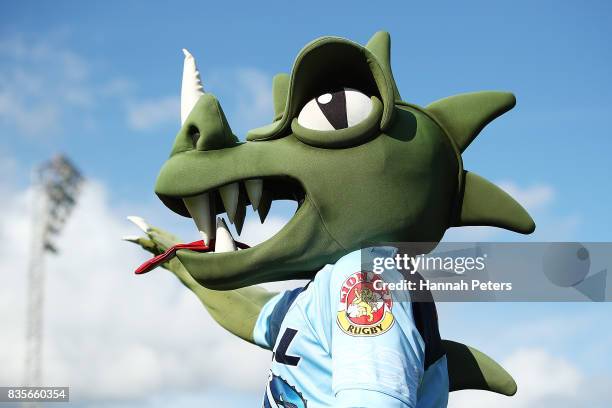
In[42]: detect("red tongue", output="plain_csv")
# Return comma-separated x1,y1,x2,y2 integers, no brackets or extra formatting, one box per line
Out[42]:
134,239,250,274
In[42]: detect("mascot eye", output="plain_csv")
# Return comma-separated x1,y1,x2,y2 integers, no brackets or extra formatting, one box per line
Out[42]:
297,88,372,131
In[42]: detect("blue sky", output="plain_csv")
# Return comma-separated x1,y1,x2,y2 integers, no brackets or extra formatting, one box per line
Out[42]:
1,1,611,407
2,0,611,236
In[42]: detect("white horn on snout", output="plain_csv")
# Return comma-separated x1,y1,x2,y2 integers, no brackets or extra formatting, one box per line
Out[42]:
181,48,205,125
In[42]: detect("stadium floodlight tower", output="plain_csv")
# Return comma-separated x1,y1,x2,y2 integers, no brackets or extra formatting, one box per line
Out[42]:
24,155,83,392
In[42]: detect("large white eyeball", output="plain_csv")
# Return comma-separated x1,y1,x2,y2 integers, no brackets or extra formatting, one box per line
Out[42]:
297,88,372,131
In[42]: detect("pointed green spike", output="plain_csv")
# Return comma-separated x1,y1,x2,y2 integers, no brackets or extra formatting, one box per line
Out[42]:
366,31,391,66
426,91,516,152
272,73,290,121
365,31,401,101
443,340,517,396
456,171,535,234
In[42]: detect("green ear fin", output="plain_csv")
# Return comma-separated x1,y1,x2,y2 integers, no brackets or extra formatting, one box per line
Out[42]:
443,340,517,396
272,73,290,121
366,31,391,68
426,91,516,152
456,171,535,234
365,31,401,101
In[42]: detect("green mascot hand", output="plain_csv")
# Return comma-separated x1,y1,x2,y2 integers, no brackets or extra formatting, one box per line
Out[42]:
123,216,277,345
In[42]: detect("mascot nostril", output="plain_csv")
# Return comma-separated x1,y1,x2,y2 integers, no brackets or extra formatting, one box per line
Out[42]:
178,93,237,151
174,49,238,153
126,31,532,407
187,125,200,148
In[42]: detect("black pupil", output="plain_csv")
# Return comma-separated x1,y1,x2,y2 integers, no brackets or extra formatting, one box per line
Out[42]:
316,89,348,129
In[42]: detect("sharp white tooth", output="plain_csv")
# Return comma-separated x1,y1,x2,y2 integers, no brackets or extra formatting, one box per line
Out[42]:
244,179,263,210
183,193,215,246
234,202,246,236
219,183,239,223
215,217,237,253
258,190,272,224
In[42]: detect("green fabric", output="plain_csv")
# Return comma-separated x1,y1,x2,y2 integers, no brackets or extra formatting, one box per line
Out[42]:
176,197,346,289
365,31,401,101
245,120,282,141
246,31,398,141
156,103,459,289
132,31,539,400
124,224,276,344
457,171,535,234
272,73,290,121
444,340,518,396
171,94,238,156
166,257,276,344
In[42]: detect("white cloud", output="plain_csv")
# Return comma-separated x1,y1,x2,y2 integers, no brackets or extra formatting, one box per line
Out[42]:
100,78,134,97
0,32,274,139
127,96,179,131
449,348,611,408
444,225,499,241
0,36,90,135
0,34,133,136
497,181,555,212
0,164,605,406
0,176,274,403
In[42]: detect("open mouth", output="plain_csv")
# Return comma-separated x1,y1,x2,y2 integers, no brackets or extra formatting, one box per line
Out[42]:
135,176,306,274
181,176,306,249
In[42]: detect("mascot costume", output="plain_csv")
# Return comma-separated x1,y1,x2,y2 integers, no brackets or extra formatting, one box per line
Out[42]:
125,31,535,407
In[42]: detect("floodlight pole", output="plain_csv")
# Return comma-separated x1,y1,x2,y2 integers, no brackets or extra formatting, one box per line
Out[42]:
23,155,83,403
24,182,49,389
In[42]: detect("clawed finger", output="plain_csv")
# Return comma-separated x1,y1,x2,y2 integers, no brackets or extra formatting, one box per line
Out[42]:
126,215,151,233
121,235,157,252
122,235,142,243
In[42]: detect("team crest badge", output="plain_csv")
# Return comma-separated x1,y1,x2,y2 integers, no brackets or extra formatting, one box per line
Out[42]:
337,271,394,336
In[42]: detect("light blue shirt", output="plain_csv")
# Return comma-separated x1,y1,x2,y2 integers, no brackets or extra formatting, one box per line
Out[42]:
254,248,449,407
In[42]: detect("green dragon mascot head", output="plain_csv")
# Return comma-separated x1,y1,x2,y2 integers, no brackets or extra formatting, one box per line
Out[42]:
127,31,534,402
152,31,534,289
